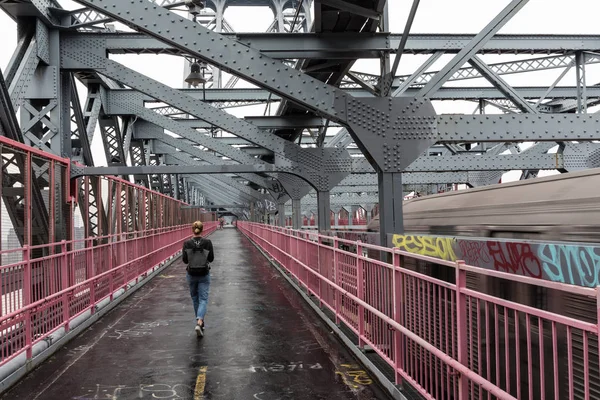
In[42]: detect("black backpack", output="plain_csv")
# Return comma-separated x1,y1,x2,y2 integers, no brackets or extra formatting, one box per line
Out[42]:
186,238,210,276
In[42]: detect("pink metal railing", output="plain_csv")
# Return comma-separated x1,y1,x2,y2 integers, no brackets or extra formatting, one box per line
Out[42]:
0,222,217,365
0,135,219,368
239,222,600,400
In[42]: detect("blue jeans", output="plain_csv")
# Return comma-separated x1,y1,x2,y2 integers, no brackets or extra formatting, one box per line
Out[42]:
186,273,210,320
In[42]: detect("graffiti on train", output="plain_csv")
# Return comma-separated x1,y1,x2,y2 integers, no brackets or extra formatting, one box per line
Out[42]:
392,234,600,287
538,243,600,287
392,235,458,261
487,241,542,278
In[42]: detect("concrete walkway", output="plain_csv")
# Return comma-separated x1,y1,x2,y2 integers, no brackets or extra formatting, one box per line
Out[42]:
2,228,390,399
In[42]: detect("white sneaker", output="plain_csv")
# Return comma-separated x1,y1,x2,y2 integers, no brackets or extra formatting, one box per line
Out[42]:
195,324,204,337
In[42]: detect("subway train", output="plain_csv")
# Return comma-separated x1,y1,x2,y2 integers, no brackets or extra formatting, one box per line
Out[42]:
363,168,600,399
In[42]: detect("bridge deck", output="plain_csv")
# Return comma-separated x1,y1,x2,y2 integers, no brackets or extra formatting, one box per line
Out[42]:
2,229,388,400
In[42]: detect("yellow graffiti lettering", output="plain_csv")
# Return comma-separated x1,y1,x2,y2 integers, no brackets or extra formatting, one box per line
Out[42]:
392,235,457,261
336,364,373,390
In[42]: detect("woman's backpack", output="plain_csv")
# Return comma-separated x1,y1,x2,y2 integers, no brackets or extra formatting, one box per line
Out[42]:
186,238,210,276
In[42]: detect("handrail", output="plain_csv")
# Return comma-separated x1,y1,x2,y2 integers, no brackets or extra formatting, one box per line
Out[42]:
239,221,600,400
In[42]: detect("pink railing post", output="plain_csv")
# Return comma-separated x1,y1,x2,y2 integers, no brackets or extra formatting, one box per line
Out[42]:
87,237,95,313
61,240,70,332
23,245,32,359
333,237,340,325
86,238,93,281
357,241,365,348
317,236,323,308
455,260,468,399
392,248,404,386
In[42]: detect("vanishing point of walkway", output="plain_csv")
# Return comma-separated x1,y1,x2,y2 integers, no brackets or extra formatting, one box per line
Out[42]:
2,228,390,400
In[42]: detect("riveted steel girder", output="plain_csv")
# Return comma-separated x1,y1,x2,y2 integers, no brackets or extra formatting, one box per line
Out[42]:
347,53,600,93
60,51,353,189
68,0,426,139
419,0,529,98
193,175,258,205
70,164,289,178
7,34,39,108
190,181,245,208
339,173,469,186
352,152,564,172
163,154,283,200
68,1,345,120
289,195,379,208
132,119,284,198
136,85,600,104
468,56,538,114
166,153,268,202
435,114,600,142
66,32,600,58
0,69,22,142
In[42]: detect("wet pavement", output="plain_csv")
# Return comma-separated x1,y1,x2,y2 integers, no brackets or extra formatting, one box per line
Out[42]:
2,228,390,400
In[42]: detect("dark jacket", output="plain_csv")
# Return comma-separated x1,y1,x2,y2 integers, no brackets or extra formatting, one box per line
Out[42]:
182,237,215,265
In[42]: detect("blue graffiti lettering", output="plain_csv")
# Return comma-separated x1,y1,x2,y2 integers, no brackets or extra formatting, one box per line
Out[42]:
538,244,600,287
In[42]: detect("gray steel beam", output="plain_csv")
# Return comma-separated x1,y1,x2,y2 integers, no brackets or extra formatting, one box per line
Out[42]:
244,115,326,129
7,34,39,108
168,116,330,130
353,152,562,172
435,114,600,141
576,52,587,114
0,69,23,142
72,164,281,178
318,0,380,20
291,195,380,207
348,53,600,90
191,175,257,204
133,120,283,197
69,32,600,57
382,0,420,96
135,85,600,103
70,1,348,123
340,173,469,185
190,182,244,209
392,51,443,97
194,205,249,209
162,153,279,196
468,56,538,114
167,153,268,201
62,0,185,28
145,143,547,174
419,0,529,97
75,62,352,189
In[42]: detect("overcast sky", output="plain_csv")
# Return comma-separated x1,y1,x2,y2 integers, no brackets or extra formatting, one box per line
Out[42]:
0,0,598,181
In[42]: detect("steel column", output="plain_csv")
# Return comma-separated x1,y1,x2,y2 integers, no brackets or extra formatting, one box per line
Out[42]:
378,171,403,254
316,191,331,231
576,51,587,114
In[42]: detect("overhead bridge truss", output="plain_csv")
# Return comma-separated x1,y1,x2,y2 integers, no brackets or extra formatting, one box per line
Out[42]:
0,0,599,245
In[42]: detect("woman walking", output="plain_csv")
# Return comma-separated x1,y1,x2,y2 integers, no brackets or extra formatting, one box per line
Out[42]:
182,221,214,337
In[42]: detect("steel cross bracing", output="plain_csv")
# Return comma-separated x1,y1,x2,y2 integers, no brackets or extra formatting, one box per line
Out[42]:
64,0,596,234
113,86,600,104
133,119,283,201
65,32,600,57
3,0,600,242
59,49,353,193
67,0,433,174
58,10,596,150
1,64,56,248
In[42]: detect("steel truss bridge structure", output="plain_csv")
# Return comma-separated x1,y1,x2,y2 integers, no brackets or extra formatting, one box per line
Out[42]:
2,0,600,248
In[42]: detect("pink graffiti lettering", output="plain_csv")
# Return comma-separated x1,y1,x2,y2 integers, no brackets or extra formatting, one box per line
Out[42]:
486,241,542,278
